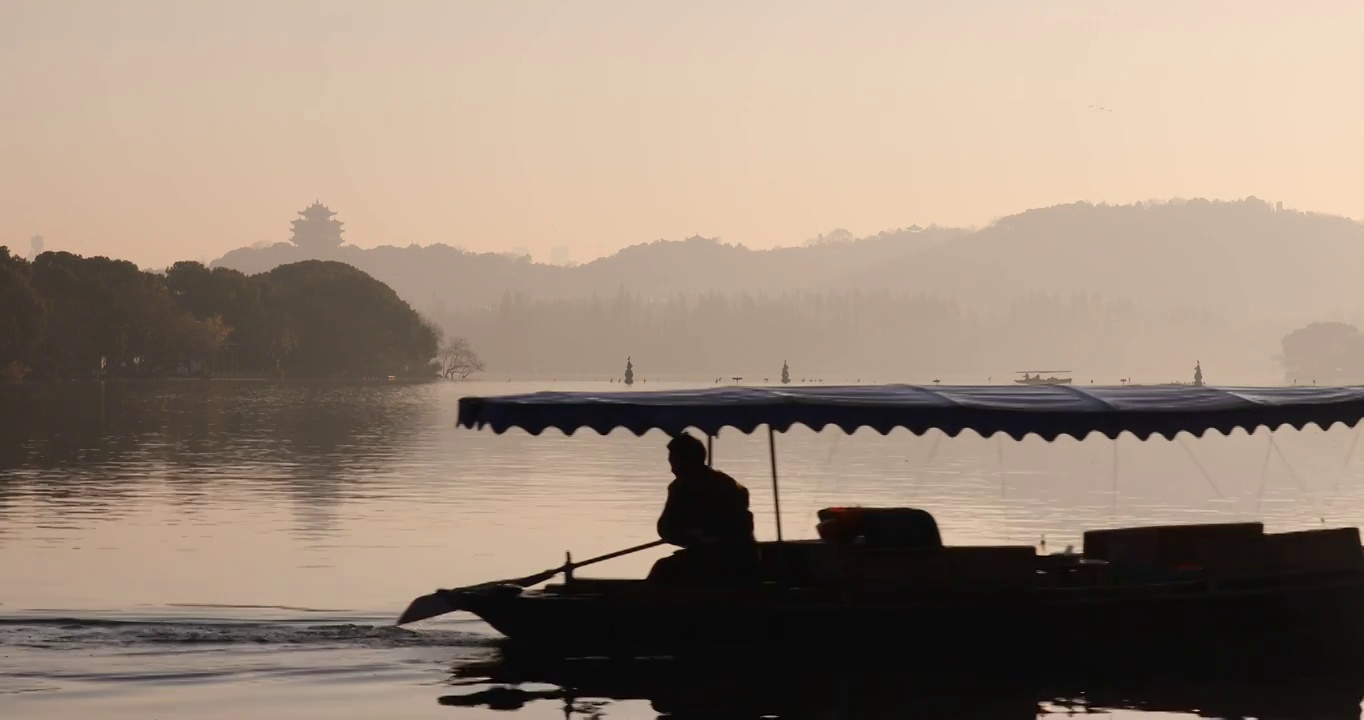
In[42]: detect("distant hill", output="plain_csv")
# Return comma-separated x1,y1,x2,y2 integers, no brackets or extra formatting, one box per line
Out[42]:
212,198,1364,326
834,198,1364,322
211,227,956,310
205,198,1364,380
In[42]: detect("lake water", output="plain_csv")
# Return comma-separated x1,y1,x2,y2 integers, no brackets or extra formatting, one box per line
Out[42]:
3,380,1364,718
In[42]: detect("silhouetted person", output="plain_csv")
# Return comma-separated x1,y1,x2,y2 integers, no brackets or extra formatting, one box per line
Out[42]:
648,433,758,585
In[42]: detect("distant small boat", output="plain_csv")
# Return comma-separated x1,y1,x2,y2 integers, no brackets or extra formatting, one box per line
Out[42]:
1014,370,1073,385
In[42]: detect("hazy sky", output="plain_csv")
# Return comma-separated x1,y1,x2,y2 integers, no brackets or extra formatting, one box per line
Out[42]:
3,0,1363,268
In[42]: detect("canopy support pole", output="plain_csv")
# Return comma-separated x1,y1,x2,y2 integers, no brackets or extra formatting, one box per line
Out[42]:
1111,434,1119,514
1333,425,1361,493
769,425,784,543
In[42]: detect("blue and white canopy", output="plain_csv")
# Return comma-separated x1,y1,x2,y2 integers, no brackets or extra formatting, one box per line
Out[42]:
456,384,1364,442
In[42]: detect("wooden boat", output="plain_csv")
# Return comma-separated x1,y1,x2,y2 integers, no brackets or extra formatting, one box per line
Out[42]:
399,383,1364,666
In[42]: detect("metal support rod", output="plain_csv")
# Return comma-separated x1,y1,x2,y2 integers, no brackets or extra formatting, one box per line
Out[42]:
996,434,1005,499
1256,431,1274,513
769,425,784,542
707,434,713,468
1334,425,1361,493
1111,434,1119,514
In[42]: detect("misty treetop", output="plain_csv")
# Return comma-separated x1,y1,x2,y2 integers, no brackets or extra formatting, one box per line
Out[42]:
430,287,1237,380
0,247,442,381
1278,322,1364,384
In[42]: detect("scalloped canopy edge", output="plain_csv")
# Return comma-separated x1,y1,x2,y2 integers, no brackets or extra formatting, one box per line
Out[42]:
455,384,1364,442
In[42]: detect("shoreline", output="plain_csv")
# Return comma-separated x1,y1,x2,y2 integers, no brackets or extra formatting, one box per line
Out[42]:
2,376,445,386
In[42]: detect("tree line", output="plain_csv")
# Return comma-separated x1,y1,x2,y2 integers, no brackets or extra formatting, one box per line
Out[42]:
431,288,1263,381
6,244,1335,384
0,248,444,381
1279,322,1364,383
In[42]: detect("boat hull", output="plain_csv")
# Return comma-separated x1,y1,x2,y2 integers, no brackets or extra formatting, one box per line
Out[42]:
458,572,1364,668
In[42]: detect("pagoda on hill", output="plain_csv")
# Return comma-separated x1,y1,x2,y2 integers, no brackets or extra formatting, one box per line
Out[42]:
290,201,345,251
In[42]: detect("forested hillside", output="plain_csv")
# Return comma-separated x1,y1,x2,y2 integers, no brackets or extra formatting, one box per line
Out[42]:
201,197,1364,380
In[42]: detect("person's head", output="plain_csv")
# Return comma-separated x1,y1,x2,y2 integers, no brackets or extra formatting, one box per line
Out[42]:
667,432,707,476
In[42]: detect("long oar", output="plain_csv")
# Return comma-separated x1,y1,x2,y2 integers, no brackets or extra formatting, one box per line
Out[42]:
396,539,666,626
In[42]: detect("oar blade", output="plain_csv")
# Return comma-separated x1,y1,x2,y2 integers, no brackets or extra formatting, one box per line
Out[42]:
396,570,557,625
397,590,460,626
395,540,663,626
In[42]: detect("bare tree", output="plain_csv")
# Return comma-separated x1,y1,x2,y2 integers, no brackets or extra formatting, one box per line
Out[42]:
439,337,485,379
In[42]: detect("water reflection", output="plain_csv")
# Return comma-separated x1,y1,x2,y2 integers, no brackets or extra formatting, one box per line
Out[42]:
0,380,437,536
443,652,1364,719
6,380,1364,547
7,380,1364,619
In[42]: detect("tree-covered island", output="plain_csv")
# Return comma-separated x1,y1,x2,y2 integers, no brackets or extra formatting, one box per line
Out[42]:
0,248,471,381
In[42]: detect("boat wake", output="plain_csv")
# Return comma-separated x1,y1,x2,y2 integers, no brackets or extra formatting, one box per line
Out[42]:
0,614,492,650
0,610,500,702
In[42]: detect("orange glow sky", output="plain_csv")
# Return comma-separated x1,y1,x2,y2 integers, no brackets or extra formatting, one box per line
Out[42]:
3,0,1362,268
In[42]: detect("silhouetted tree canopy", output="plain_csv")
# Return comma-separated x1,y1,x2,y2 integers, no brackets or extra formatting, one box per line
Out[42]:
1279,322,1364,383
0,247,46,381
438,337,485,379
258,260,439,377
0,253,442,380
